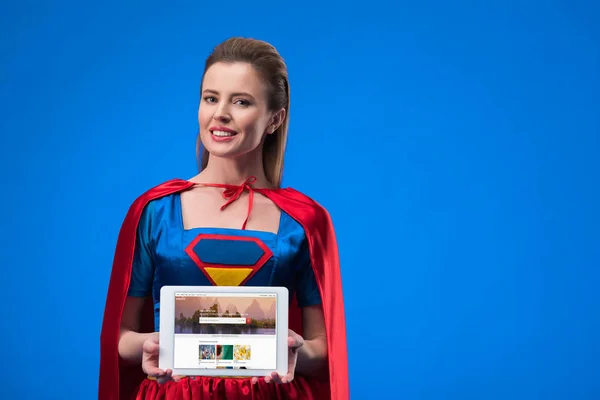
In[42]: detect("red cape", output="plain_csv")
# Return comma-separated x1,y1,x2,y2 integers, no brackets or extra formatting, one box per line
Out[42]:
99,179,349,400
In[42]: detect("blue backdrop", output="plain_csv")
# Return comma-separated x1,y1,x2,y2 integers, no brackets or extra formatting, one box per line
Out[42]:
1,1,599,399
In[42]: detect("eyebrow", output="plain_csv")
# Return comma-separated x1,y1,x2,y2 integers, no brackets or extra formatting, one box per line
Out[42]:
202,89,255,99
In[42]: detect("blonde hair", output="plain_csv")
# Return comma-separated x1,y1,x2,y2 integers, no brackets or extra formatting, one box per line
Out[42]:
196,37,290,187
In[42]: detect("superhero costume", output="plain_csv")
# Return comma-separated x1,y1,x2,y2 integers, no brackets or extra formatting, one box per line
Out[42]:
99,178,349,400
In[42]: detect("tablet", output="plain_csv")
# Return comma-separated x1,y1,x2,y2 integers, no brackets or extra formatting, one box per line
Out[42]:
159,285,289,377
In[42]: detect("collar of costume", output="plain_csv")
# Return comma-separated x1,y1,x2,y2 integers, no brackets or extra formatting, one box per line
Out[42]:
196,176,257,230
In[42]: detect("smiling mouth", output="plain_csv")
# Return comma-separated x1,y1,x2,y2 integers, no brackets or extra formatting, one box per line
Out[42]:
211,130,237,137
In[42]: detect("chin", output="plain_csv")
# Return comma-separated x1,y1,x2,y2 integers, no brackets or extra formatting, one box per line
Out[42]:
205,148,237,159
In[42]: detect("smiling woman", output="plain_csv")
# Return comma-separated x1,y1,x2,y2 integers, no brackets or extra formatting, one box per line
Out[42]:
98,37,349,400
200,63,283,157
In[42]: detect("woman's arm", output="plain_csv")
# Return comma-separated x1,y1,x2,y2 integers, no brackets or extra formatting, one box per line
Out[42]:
118,296,155,365
295,304,328,376
119,295,173,382
118,201,158,365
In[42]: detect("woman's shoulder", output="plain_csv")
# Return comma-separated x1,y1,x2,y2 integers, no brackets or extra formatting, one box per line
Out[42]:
261,186,336,235
122,178,190,221
139,178,193,198
128,178,191,204
266,187,332,218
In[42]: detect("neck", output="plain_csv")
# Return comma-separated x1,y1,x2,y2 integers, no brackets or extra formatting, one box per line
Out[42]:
196,152,271,187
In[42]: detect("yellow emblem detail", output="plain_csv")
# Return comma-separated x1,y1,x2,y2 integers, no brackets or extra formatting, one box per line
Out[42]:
204,267,253,286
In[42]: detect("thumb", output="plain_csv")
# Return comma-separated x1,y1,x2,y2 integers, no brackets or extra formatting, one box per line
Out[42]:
288,336,304,350
143,338,160,354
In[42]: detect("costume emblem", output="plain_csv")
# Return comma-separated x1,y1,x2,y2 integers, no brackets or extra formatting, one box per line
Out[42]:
184,234,273,286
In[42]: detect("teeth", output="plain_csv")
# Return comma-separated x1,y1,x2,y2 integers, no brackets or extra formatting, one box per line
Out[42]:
212,130,236,137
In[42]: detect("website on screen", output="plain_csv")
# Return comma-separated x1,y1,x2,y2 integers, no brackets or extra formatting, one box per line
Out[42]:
173,292,277,370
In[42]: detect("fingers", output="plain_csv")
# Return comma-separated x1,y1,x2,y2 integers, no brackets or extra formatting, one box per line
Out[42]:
145,366,170,379
261,330,302,385
264,371,294,384
264,371,282,384
281,372,294,384
147,369,172,384
140,333,173,385
156,369,173,384
144,365,162,376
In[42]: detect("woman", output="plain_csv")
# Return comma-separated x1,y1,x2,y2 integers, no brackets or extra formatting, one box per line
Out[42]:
99,37,348,400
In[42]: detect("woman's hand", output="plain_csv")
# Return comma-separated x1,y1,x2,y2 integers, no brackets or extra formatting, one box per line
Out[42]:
141,332,173,384
253,329,304,385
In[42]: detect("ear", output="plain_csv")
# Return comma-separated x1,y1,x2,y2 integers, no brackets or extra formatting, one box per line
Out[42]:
267,108,286,134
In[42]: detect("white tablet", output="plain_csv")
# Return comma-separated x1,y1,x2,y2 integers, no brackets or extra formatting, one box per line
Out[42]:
159,285,289,377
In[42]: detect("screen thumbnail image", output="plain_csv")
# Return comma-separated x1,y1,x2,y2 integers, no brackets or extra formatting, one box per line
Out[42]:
199,344,216,360
217,345,234,360
234,344,251,361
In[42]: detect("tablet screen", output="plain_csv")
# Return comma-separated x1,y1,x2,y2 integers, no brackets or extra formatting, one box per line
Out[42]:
173,291,278,371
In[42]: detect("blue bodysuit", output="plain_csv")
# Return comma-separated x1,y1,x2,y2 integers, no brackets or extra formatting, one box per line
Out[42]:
127,193,322,330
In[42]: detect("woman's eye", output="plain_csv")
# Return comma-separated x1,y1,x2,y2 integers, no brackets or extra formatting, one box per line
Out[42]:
235,99,250,106
204,96,217,103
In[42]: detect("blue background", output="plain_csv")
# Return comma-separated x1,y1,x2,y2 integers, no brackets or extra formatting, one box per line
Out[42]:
1,1,599,399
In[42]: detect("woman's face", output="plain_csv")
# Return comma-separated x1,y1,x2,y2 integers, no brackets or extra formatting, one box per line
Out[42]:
198,62,280,160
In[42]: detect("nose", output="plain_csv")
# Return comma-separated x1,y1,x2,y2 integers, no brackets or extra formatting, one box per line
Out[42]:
213,103,231,122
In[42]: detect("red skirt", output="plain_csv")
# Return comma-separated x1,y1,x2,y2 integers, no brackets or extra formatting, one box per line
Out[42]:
135,376,321,400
